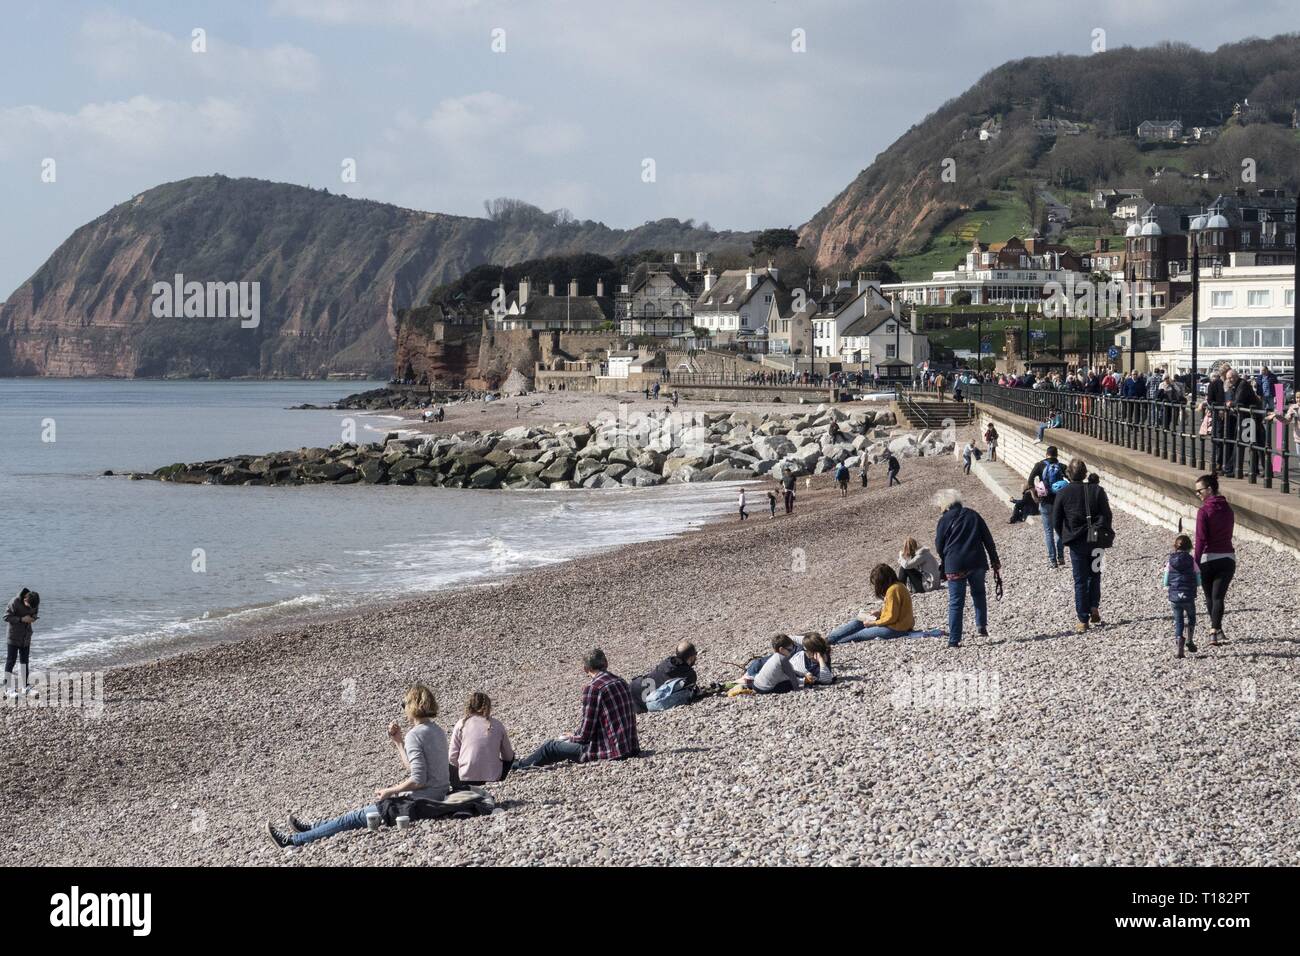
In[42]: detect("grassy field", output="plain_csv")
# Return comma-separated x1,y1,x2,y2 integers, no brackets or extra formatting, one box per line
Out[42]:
891,190,1032,281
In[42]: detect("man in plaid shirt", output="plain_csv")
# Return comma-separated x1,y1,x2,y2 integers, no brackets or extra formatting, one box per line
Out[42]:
514,648,640,768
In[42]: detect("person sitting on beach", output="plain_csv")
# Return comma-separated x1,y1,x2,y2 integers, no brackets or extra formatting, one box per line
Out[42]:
789,633,834,685
628,640,698,713
826,564,916,643
740,634,807,694
268,684,449,847
514,648,639,769
448,692,515,789
898,537,940,593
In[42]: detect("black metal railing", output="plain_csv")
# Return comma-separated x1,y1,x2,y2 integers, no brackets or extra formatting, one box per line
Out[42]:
967,384,1294,496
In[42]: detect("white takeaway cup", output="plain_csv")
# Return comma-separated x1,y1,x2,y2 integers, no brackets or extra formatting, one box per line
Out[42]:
396,816,411,830
366,811,381,830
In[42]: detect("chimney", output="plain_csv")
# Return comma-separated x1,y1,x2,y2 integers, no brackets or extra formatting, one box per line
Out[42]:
857,271,867,294
822,282,830,298
766,259,778,283
519,277,530,307
568,278,579,297
673,252,682,265
745,265,757,291
695,251,705,270
704,268,715,292
596,278,605,297
910,304,920,334
836,274,850,290
547,280,556,296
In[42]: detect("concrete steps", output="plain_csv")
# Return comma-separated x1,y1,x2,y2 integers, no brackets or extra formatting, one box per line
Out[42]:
897,399,976,429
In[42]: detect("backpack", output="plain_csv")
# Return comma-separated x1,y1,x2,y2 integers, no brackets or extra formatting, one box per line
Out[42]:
1034,459,1062,498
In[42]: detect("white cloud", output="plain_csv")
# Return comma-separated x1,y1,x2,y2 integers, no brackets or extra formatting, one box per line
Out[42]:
79,10,323,94
0,96,253,162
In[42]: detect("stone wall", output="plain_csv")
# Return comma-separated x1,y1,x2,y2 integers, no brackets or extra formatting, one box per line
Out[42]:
672,384,837,405
976,402,1300,559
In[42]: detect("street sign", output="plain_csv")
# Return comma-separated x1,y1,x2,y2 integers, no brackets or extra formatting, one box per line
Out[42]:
1030,329,1047,340
1107,346,1120,360
979,340,992,354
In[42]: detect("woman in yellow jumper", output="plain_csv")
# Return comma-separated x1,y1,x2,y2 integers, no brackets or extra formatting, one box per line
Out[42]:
827,565,916,644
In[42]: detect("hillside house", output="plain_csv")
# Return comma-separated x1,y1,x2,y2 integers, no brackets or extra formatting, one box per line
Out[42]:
692,264,785,343
1137,119,1183,141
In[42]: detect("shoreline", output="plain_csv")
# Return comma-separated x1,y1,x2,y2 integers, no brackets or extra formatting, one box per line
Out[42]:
5,449,1300,865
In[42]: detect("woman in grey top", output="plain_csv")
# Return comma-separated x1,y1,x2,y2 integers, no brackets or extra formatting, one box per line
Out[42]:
268,683,449,847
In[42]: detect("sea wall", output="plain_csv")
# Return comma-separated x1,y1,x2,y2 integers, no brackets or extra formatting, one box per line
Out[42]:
975,402,1300,559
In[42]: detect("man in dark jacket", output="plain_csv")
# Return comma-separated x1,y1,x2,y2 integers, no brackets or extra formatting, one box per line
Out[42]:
1257,366,1279,412
1052,460,1113,632
1027,447,1066,567
1203,368,1227,473
1227,370,1263,479
934,493,1001,648
4,589,39,697
628,641,698,712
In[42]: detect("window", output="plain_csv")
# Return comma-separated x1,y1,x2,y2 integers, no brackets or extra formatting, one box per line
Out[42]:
1247,290,1271,308
1286,290,1295,307
1211,291,1234,308
885,324,895,334
886,344,897,358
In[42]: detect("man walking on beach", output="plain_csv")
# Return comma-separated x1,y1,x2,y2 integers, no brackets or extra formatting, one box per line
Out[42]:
514,648,639,769
738,487,748,520
782,472,796,514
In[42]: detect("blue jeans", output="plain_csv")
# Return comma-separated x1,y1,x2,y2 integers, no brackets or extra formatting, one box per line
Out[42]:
1066,542,1102,623
1042,505,1064,565
1036,423,1050,441
291,803,379,846
827,619,909,644
1172,600,1196,640
945,568,987,647
515,738,583,769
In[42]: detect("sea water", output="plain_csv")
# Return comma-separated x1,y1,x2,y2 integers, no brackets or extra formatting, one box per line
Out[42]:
0,380,734,668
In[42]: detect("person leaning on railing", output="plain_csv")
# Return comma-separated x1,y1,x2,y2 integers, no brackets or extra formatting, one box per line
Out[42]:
1266,400,1300,461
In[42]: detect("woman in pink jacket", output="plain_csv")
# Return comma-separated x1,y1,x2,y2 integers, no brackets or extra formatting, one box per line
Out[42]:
448,692,516,788
1193,473,1235,645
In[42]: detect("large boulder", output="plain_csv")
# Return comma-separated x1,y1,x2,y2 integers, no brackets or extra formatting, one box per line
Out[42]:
508,461,546,480
574,458,606,484
358,459,387,484
752,435,797,460
583,473,624,489
301,461,352,481
620,467,664,487
711,468,757,481
663,455,707,478
468,465,500,488
540,456,576,483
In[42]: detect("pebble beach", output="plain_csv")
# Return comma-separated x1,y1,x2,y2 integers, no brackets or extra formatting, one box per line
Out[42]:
4,447,1300,866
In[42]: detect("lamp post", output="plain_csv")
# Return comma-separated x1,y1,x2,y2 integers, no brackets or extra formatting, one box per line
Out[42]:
1293,196,1299,395
1190,230,1199,398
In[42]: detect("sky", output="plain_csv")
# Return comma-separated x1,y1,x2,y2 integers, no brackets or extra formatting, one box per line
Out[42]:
0,0,1296,297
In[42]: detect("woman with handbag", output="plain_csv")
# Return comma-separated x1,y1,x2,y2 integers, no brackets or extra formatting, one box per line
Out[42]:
1052,458,1113,634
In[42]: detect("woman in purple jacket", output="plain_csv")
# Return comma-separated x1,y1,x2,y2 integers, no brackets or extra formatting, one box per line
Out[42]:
1193,473,1235,645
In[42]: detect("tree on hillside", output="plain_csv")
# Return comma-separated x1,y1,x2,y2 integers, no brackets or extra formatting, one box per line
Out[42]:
750,228,800,258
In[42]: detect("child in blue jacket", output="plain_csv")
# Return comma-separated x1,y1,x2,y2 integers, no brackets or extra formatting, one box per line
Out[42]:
1163,534,1201,658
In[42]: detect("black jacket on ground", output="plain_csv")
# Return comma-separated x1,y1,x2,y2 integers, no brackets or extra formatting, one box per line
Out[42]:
1052,480,1113,548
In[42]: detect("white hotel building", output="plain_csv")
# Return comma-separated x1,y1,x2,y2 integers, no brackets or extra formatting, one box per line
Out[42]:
1151,256,1296,377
